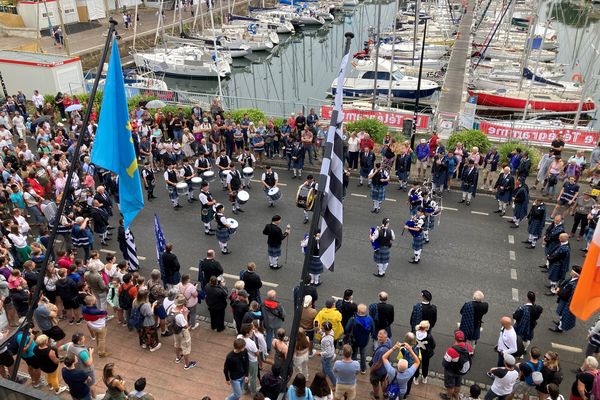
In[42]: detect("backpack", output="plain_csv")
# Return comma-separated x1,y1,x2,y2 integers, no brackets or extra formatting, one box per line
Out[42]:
385,371,401,400
335,299,343,312
442,344,472,376
524,360,544,386
119,284,133,310
128,305,144,330
166,307,183,335
590,370,600,400
512,335,526,358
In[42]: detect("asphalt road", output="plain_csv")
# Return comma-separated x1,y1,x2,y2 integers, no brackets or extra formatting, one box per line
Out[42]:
99,163,590,385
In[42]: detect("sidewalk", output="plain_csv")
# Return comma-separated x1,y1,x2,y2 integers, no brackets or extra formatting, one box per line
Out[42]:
17,316,448,400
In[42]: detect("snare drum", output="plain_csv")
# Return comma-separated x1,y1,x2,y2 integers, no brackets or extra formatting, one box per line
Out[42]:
176,182,188,196
227,218,239,235
267,187,282,202
242,167,254,179
191,177,203,190
296,185,316,211
237,190,250,205
202,171,216,183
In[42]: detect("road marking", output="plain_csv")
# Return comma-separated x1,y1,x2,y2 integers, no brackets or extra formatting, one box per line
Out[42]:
138,256,146,261
509,250,516,261
551,343,583,353
442,206,458,211
510,268,517,280
512,288,519,301
471,211,488,216
502,216,513,220
222,273,279,288
189,267,199,272
250,179,287,187
385,198,397,202
508,235,514,244
351,193,367,198
100,249,116,254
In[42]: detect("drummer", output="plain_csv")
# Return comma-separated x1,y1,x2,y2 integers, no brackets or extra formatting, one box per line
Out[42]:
141,161,156,201
261,165,279,208
300,175,316,224
301,229,323,286
226,163,244,214
199,181,217,236
404,207,426,264
215,204,233,255
195,152,211,177
237,147,256,189
216,148,232,190
179,157,196,203
163,163,181,209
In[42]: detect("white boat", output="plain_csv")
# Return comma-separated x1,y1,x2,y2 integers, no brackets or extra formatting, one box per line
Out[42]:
474,46,556,63
133,45,231,78
342,0,359,6
378,42,449,59
330,58,440,101
164,34,252,58
202,28,278,51
254,8,325,26
228,14,295,34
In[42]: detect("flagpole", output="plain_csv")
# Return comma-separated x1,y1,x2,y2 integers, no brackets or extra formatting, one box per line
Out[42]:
279,31,354,397
8,18,119,381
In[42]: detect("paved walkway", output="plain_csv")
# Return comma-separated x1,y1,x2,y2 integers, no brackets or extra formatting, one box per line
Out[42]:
16,317,450,400
437,1,475,115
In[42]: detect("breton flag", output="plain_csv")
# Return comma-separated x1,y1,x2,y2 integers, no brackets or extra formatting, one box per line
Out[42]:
124,228,139,272
318,34,353,271
90,37,144,229
570,225,600,320
154,213,167,276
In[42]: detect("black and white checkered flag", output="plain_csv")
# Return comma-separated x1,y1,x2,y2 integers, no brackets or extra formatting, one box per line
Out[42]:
125,228,140,271
318,33,353,271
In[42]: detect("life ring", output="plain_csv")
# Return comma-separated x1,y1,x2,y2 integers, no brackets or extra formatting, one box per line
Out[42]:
572,73,583,83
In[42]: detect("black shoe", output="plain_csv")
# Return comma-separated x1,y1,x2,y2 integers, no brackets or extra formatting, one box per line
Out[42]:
408,258,420,264
190,198,198,202
221,250,231,255
269,203,275,208
358,183,363,187
187,198,193,203
510,225,519,229
466,201,471,206
538,265,548,269
174,204,182,209
303,218,309,224
205,231,215,236
525,245,536,249
375,209,380,214
232,209,238,215
292,176,297,179
501,211,506,216
373,273,384,277
553,320,560,325
544,291,556,296
458,199,465,203
313,282,322,287
371,209,376,213
549,327,563,333
237,208,244,213
150,195,158,199
521,240,531,243
493,210,502,213
209,228,216,232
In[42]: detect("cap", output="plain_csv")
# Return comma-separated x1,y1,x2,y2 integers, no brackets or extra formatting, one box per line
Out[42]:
175,294,187,306
421,290,432,302
454,330,465,341
503,354,516,366
420,138,426,143
303,295,313,308
237,289,249,298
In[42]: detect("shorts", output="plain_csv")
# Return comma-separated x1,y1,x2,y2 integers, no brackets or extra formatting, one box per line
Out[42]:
416,160,428,170
306,329,315,342
369,372,386,386
0,349,14,367
61,298,79,310
43,325,66,342
512,381,537,397
334,383,357,400
558,199,570,206
154,304,167,320
444,370,462,388
174,329,191,355
23,355,40,369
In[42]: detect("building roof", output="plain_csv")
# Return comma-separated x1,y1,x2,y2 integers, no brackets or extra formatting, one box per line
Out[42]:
0,50,80,68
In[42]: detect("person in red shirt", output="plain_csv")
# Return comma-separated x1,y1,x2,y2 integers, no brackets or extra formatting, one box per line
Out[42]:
441,330,474,400
428,132,439,159
359,132,374,151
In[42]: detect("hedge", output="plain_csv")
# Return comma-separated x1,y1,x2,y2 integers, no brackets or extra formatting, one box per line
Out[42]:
497,141,541,170
447,130,491,154
345,118,389,143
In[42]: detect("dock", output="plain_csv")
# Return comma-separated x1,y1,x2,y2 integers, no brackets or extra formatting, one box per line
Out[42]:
436,1,475,116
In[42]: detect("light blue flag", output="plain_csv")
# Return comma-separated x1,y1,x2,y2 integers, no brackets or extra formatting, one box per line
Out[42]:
91,38,144,229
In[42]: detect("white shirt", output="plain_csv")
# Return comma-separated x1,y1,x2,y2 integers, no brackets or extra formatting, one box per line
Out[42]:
348,137,360,152
239,335,259,362
370,227,396,242
32,94,44,108
261,172,279,186
497,327,517,355
490,368,519,396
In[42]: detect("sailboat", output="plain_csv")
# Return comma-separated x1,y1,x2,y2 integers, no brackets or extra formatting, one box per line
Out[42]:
132,45,232,78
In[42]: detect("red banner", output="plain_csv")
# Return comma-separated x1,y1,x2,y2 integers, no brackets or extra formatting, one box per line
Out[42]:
479,120,600,149
320,106,430,130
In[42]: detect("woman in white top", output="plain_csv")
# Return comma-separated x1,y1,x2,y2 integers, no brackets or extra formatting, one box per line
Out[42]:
182,128,195,158
347,132,360,171
293,328,310,379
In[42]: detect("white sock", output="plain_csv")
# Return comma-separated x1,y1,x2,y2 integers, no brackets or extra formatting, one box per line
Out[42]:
424,231,429,240
462,192,466,200
382,263,389,274
414,249,422,261
204,223,211,232
467,193,472,202
219,242,226,251
309,273,318,284
304,210,308,219
377,263,384,275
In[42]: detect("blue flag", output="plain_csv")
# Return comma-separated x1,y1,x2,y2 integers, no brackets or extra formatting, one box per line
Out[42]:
91,37,144,229
154,213,167,276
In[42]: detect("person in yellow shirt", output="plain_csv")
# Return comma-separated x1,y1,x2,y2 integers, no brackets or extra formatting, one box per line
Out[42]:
314,298,343,342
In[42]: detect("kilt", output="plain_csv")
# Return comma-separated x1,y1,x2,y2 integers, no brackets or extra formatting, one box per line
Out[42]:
370,185,386,202
460,182,476,195
557,300,576,331
268,245,282,257
293,158,304,170
308,256,323,274
360,167,370,178
412,233,425,250
496,190,512,203
514,202,528,221
548,263,566,283
374,246,391,264
397,171,408,181
201,207,215,224
216,227,230,243
528,218,544,237
428,215,435,231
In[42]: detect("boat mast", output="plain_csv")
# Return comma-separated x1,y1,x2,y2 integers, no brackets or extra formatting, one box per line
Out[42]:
371,0,383,110
517,1,537,92
133,2,139,49
387,0,400,108
55,0,71,55
171,0,178,35
208,0,223,98
193,0,201,30
412,0,420,66
522,18,549,121
155,0,164,45
502,0,515,47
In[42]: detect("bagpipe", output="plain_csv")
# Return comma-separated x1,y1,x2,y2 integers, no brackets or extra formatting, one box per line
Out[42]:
408,188,423,207
423,199,441,216
370,226,380,250
402,216,421,237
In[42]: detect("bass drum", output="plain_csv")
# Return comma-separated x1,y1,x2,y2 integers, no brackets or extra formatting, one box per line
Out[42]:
296,185,316,211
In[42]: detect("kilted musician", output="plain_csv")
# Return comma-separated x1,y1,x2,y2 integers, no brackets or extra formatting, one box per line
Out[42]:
226,163,244,214
216,149,232,190
141,161,156,201
179,157,196,203
404,207,426,264
262,214,291,270
195,153,211,176
199,181,217,236
368,163,390,214
237,147,256,189
301,229,323,286
215,204,233,255
261,165,279,208
163,163,181,209
300,175,316,224
370,218,395,278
